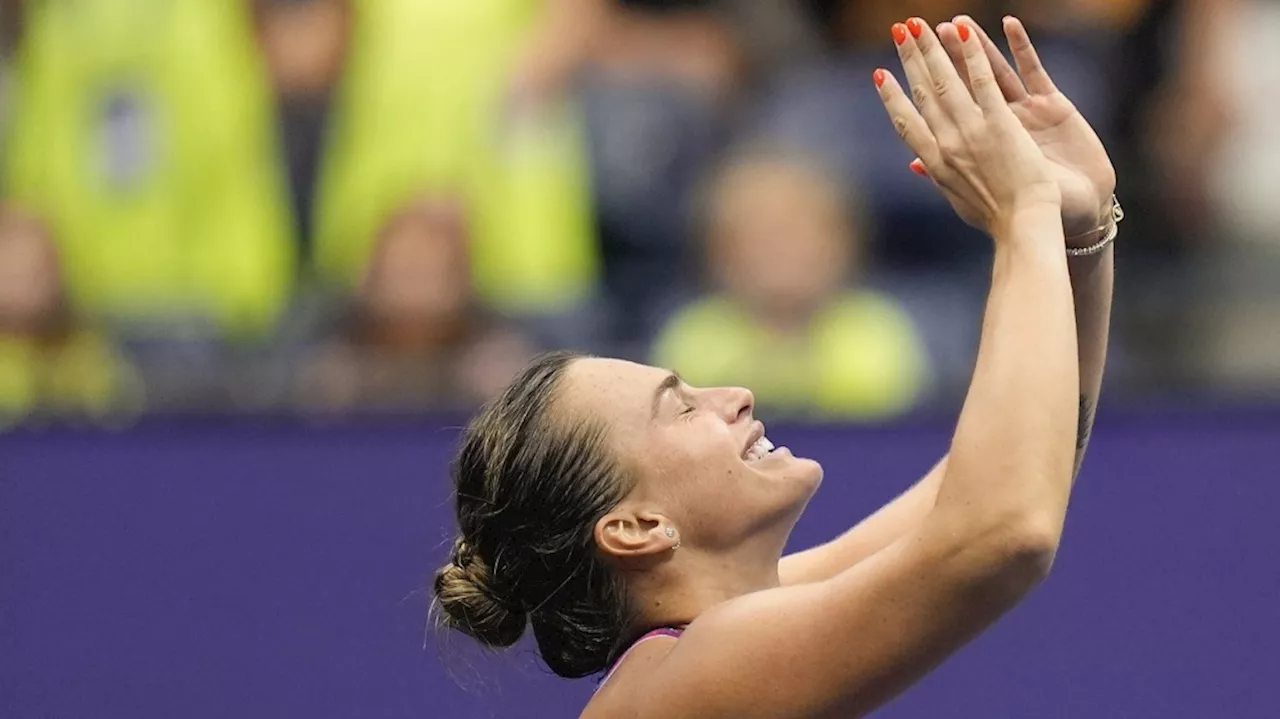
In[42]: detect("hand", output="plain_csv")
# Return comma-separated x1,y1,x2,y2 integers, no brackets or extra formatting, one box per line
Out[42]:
919,16,1118,240
876,18,1060,240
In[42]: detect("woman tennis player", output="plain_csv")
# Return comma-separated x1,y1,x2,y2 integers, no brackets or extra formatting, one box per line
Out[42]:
434,15,1118,717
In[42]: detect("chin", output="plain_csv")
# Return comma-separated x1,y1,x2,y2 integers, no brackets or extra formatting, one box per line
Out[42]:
754,450,824,497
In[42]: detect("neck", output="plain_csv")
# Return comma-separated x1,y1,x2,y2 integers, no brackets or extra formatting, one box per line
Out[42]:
626,542,782,632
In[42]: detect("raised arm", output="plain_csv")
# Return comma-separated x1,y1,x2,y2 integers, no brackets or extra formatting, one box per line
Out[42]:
635,18,1086,718
779,16,1116,586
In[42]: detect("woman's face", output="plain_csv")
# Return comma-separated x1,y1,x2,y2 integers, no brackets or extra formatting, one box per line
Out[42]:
559,357,823,555
709,159,851,317
362,201,470,326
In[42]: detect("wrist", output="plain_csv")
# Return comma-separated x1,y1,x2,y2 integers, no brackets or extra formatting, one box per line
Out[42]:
1064,201,1114,246
992,202,1064,247
1065,195,1123,256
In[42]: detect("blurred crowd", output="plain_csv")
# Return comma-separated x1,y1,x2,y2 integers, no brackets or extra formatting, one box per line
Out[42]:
0,0,1276,426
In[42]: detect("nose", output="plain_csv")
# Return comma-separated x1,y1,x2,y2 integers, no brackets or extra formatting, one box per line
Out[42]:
720,386,754,424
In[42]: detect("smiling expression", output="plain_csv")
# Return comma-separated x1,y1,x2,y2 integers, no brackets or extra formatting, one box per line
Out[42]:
557,358,824,554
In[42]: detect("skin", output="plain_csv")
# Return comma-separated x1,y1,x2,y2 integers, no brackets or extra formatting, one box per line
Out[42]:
573,15,1116,719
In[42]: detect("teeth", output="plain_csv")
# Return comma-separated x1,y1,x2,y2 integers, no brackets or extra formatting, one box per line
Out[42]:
745,435,775,461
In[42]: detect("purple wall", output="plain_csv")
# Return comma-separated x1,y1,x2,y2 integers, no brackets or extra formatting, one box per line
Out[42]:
1,414,1277,718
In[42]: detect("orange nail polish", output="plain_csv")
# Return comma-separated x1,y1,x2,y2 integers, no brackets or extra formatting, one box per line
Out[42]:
910,159,929,177
874,69,887,88
907,18,925,38
892,23,908,45
958,23,971,42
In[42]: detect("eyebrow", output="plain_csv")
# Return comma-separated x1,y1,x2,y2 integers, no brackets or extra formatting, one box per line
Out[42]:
650,372,683,420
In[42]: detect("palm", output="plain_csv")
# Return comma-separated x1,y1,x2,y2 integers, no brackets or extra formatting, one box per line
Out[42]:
1009,92,1115,237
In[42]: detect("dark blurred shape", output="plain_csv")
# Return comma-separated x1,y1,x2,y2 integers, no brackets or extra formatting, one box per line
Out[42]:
805,0,990,51
0,0,21,60
292,198,539,413
0,205,140,425
653,146,930,419
582,2,743,352
1103,0,1239,394
252,0,352,262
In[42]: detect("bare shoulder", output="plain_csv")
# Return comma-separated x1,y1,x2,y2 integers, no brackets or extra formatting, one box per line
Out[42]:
580,634,681,719
583,523,1039,718
584,582,833,718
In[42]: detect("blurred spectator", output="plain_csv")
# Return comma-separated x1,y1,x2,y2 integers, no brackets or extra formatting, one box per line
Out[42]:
312,0,599,322
653,146,930,420
714,0,820,79
1109,0,1236,246
0,205,140,426
252,0,352,263
1194,0,1280,393
581,1,744,351
2,0,296,339
293,198,539,413
1099,0,1240,393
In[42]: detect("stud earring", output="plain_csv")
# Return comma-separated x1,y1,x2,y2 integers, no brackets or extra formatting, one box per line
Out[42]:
665,527,676,538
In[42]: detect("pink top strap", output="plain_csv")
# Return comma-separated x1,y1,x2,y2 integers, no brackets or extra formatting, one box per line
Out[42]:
595,627,684,693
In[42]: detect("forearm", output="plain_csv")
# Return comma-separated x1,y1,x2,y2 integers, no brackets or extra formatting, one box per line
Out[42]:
778,459,944,585
783,210,1114,586
934,207,1079,533
1067,244,1113,475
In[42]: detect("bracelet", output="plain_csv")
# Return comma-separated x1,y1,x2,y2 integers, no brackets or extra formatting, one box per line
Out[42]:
1065,195,1123,257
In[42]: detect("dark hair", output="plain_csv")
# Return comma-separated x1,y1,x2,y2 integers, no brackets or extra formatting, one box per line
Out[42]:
432,351,636,678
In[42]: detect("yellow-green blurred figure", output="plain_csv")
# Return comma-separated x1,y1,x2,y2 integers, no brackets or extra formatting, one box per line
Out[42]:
314,0,599,315
3,0,295,337
654,148,930,419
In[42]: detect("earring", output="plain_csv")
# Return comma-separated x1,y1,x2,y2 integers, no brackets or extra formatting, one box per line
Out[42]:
666,526,681,551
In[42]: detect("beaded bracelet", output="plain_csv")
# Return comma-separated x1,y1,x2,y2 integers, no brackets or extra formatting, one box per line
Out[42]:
1066,195,1124,257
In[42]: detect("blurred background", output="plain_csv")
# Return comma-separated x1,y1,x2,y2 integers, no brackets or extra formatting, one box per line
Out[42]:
0,0,1276,425
1,1,1277,718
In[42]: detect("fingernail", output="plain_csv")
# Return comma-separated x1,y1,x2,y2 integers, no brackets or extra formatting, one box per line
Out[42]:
958,23,971,42
874,69,888,88
907,18,925,39
892,23,908,45
910,159,929,177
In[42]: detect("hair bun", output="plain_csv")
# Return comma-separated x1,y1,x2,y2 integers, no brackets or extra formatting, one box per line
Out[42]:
433,538,527,649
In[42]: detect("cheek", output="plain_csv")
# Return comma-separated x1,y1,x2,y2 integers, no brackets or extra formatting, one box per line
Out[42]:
635,420,735,497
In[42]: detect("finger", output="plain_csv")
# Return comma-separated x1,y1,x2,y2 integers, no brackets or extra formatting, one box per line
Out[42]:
909,158,930,178
905,17,979,121
936,22,973,96
953,17,1004,111
955,14,1027,102
1003,15,1057,95
875,68,943,170
893,21,951,133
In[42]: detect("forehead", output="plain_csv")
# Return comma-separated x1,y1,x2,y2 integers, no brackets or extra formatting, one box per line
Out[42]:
559,357,669,432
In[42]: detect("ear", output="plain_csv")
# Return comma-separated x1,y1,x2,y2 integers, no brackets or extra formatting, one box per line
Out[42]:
594,507,678,562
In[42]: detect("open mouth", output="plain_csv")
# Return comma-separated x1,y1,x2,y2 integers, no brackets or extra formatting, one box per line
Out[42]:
743,422,777,462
